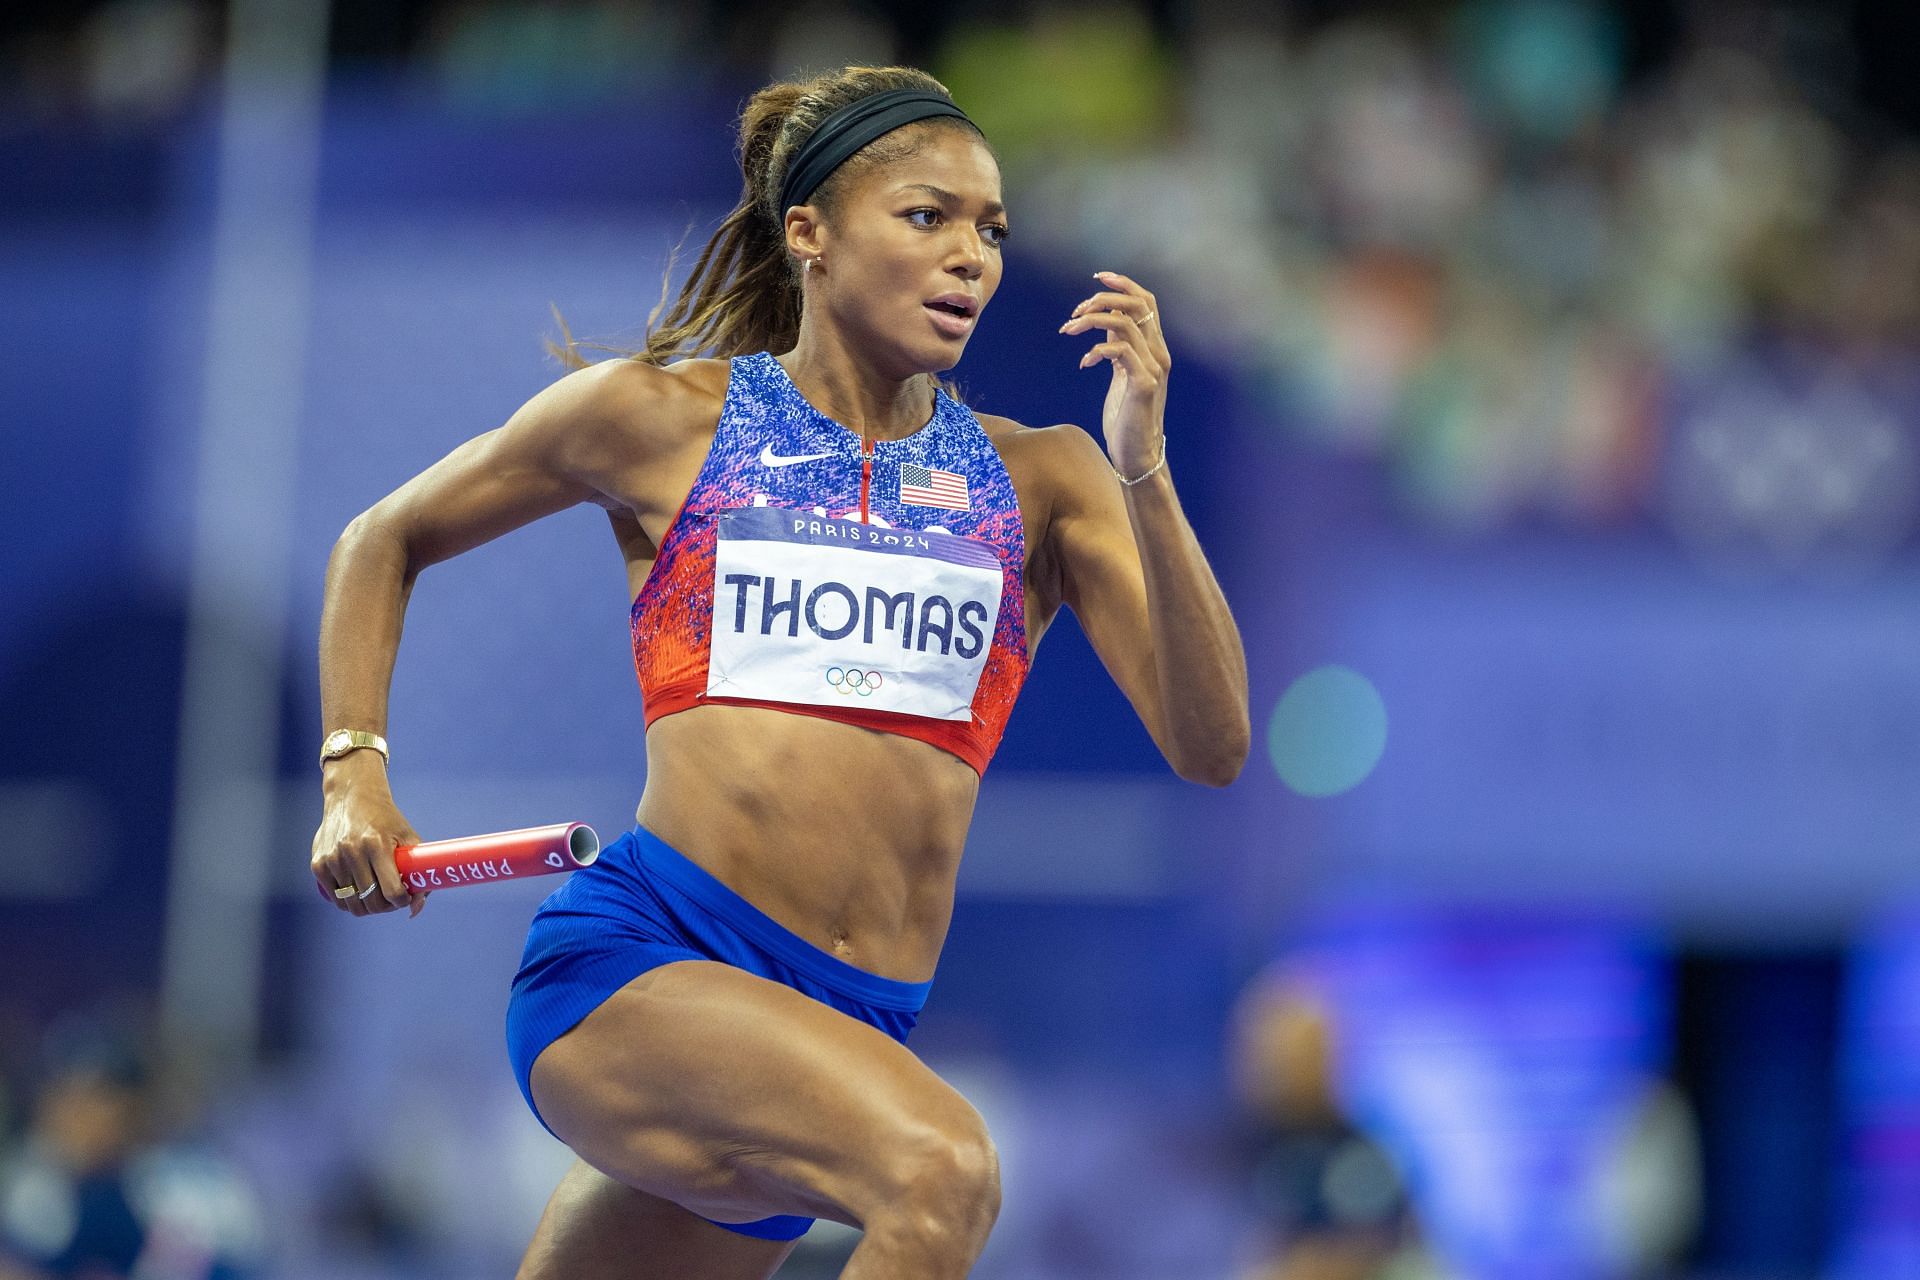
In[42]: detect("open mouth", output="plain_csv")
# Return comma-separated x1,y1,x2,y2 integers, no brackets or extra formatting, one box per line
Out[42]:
921,293,975,318
924,304,976,338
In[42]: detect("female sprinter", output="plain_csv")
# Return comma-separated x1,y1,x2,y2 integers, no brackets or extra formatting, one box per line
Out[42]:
311,65,1248,1278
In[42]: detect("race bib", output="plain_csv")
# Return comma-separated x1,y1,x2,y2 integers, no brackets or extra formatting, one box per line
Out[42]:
707,507,1003,721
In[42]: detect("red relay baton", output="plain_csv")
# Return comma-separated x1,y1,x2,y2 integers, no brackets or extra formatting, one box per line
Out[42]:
392,822,600,894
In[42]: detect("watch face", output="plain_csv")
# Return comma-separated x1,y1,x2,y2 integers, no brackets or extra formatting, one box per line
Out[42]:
321,731,384,765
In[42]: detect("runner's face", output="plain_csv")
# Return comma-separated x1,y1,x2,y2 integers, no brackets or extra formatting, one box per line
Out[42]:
821,129,1006,372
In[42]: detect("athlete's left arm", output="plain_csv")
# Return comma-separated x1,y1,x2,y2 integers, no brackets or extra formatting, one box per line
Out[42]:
1050,270,1250,786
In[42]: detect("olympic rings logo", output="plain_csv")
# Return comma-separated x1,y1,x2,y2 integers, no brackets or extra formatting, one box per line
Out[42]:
825,666,884,696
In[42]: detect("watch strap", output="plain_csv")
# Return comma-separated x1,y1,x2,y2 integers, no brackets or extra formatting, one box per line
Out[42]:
320,729,389,768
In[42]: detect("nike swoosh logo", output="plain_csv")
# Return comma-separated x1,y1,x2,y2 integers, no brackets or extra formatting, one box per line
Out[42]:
759,444,835,468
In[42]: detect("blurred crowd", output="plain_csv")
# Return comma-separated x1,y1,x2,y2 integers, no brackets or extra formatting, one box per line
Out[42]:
0,1010,262,1280
6,0,1919,553
976,1,1920,549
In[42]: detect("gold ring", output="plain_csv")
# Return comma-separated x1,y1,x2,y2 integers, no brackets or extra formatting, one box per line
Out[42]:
332,884,356,900
1141,310,1156,326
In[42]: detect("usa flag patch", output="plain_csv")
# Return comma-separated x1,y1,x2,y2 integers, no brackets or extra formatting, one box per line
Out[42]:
900,462,970,511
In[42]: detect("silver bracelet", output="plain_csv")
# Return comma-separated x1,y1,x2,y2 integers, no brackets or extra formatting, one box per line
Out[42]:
1114,437,1168,486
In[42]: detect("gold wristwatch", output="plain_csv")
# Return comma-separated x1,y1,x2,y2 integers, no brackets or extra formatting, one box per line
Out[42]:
319,729,389,769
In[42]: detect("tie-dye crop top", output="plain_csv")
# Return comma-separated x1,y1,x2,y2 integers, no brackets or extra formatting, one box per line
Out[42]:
630,351,1029,775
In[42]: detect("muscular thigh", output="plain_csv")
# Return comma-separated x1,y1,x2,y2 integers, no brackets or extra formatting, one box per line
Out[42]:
518,1160,798,1280
529,959,983,1228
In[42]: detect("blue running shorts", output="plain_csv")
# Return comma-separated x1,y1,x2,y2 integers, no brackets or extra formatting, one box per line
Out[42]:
506,823,933,1241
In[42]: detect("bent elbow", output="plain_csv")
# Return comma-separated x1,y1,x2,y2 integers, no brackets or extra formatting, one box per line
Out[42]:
1178,754,1246,788
1171,721,1251,788
338,511,420,579
339,510,388,548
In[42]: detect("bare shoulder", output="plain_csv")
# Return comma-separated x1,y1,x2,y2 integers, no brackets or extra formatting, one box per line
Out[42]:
583,355,729,442
974,412,1113,615
360,354,735,572
560,357,729,509
600,352,730,400
976,410,1094,461
976,410,1110,504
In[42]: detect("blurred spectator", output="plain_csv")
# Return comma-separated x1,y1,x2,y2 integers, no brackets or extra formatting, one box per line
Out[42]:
1229,975,1436,1280
0,1017,263,1280
1255,914,1702,1280
0,0,213,122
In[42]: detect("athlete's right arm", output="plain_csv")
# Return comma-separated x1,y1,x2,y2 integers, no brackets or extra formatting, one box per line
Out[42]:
312,358,672,918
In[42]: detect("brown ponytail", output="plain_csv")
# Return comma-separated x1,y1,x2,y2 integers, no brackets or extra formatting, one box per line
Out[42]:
549,65,987,373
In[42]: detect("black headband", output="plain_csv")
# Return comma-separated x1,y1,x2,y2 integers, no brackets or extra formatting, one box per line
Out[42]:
778,88,974,216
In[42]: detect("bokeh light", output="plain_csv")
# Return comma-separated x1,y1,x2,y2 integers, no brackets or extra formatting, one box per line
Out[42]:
1267,664,1389,797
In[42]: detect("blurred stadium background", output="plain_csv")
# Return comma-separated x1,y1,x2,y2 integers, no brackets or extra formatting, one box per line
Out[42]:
5,0,1920,1275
